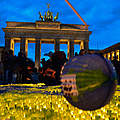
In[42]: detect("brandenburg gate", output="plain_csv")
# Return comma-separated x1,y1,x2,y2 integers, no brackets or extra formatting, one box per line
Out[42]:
2,8,91,69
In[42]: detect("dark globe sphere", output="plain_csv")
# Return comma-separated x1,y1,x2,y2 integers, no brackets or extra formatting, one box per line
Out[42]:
61,54,117,110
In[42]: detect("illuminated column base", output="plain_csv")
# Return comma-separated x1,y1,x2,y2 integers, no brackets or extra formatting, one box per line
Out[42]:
104,54,106,59
116,50,120,61
25,40,28,57
118,50,120,61
10,39,15,55
67,39,74,59
111,51,115,60
80,40,84,50
108,53,110,60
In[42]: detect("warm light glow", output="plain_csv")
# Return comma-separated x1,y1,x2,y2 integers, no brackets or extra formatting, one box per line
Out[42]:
27,66,32,70
25,39,28,57
67,40,70,59
111,51,115,60
80,41,84,50
116,50,119,61
10,39,14,55
104,54,106,58
107,53,110,60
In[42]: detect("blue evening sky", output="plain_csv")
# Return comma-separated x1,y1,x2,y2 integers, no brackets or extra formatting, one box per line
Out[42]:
0,0,120,61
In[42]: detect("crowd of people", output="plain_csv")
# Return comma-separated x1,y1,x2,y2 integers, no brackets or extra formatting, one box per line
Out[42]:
0,49,35,84
0,49,120,85
38,51,67,85
0,50,67,85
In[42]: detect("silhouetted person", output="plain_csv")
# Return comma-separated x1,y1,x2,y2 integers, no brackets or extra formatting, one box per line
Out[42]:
7,50,14,83
8,50,14,56
39,51,67,85
79,49,86,56
0,62,3,82
112,56,120,84
17,51,27,83
112,56,119,72
2,50,9,84
118,61,120,85
31,68,39,84
41,58,46,67
12,71,17,83
75,52,79,56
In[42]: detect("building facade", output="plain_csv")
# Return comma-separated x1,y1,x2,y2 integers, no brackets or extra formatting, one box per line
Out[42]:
100,43,120,61
61,74,78,96
2,21,91,69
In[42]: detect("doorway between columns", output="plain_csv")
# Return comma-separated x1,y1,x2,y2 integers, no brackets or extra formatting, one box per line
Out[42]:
74,44,80,55
41,43,54,61
14,43,20,56
60,44,68,58
28,43,35,62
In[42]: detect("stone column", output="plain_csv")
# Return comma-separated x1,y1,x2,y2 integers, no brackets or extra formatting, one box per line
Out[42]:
10,39,15,55
104,54,106,59
25,40,28,57
67,39,74,59
35,38,41,70
116,50,119,61
84,40,89,51
80,41,84,50
108,53,110,60
54,39,60,52
119,50,120,61
111,51,115,60
5,36,11,51
20,38,28,57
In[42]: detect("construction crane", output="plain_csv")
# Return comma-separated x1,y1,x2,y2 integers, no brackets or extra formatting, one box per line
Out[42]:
65,0,87,26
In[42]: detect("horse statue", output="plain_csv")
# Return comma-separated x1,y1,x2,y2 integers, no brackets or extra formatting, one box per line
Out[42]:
44,12,47,21
46,10,53,22
54,12,59,22
39,12,43,21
